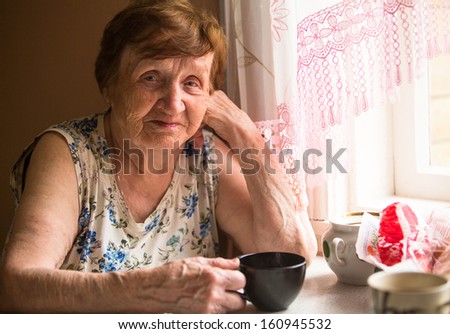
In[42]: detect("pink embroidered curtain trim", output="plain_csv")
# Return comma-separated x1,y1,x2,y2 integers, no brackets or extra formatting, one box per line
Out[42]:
296,0,448,127
225,0,449,211
270,0,450,204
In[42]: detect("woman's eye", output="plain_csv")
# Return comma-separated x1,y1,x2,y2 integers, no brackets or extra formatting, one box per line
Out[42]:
144,75,157,82
185,81,199,88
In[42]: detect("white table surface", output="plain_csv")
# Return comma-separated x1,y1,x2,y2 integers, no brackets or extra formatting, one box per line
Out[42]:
241,256,372,314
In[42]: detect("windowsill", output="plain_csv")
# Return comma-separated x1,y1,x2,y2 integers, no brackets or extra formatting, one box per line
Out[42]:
354,195,450,220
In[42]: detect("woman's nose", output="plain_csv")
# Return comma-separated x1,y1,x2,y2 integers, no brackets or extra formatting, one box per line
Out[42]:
158,84,185,115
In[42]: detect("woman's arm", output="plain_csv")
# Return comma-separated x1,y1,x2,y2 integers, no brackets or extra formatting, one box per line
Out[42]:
0,132,245,313
204,91,318,262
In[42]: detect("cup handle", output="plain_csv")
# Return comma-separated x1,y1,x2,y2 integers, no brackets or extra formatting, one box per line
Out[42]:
331,237,347,266
236,289,250,301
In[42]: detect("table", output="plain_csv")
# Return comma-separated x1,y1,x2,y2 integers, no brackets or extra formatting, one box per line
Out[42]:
241,256,372,314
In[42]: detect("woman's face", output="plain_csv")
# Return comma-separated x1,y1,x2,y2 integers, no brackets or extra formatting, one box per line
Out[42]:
107,47,213,150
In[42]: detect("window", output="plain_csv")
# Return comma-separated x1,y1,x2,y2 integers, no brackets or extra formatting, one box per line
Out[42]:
349,60,450,217
430,56,450,168
392,57,450,203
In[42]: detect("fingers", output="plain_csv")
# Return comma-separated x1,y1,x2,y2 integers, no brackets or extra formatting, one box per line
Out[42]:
203,268,246,313
184,257,247,313
203,256,240,269
205,91,259,143
190,257,245,291
205,258,247,312
217,267,246,292
220,290,247,313
205,90,235,118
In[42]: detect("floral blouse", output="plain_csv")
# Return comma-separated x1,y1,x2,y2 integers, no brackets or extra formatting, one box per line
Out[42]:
11,113,220,272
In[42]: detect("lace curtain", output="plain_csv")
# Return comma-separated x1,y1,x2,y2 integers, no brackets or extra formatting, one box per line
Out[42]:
222,0,449,217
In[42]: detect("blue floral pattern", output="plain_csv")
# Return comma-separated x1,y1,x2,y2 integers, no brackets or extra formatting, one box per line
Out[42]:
10,113,220,272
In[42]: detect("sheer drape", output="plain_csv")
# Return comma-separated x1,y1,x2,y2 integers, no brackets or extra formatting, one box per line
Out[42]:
222,0,450,222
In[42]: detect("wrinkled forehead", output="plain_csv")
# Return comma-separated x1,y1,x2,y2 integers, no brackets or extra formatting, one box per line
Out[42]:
118,46,215,77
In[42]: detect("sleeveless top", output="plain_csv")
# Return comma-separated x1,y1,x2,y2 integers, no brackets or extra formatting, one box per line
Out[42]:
10,113,220,272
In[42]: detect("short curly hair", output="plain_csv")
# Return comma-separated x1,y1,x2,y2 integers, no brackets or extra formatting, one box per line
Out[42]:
95,0,227,93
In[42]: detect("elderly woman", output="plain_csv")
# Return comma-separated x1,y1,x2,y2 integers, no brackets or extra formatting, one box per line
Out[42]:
0,0,317,313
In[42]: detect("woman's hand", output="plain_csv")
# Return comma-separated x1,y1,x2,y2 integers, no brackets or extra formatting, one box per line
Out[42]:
1,256,246,313
125,257,246,313
204,90,261,149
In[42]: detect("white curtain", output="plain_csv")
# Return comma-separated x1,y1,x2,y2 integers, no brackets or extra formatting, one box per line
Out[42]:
222,0,450,224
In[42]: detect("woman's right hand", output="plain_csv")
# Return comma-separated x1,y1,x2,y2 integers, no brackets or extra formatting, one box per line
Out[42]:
123,257,247,313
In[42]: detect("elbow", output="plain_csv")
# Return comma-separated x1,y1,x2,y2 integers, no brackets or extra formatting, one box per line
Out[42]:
301,237,318,267
295,211,318,266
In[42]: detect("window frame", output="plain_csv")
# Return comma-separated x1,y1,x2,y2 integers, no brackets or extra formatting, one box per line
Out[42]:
392,67,450,202
348,66,450,218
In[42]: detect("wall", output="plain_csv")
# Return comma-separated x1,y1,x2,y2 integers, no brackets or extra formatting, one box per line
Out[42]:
0,0,220,252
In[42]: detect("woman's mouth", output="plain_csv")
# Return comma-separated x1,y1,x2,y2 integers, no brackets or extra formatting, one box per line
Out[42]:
148,120,180,129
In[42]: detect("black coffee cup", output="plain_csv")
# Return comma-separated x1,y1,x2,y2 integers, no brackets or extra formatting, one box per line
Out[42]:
238,252,307,312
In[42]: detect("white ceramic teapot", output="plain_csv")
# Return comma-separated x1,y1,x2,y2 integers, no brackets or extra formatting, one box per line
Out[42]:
321,212,378,285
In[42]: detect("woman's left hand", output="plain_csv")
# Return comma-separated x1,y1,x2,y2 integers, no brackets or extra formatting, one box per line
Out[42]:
203,90,260,148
